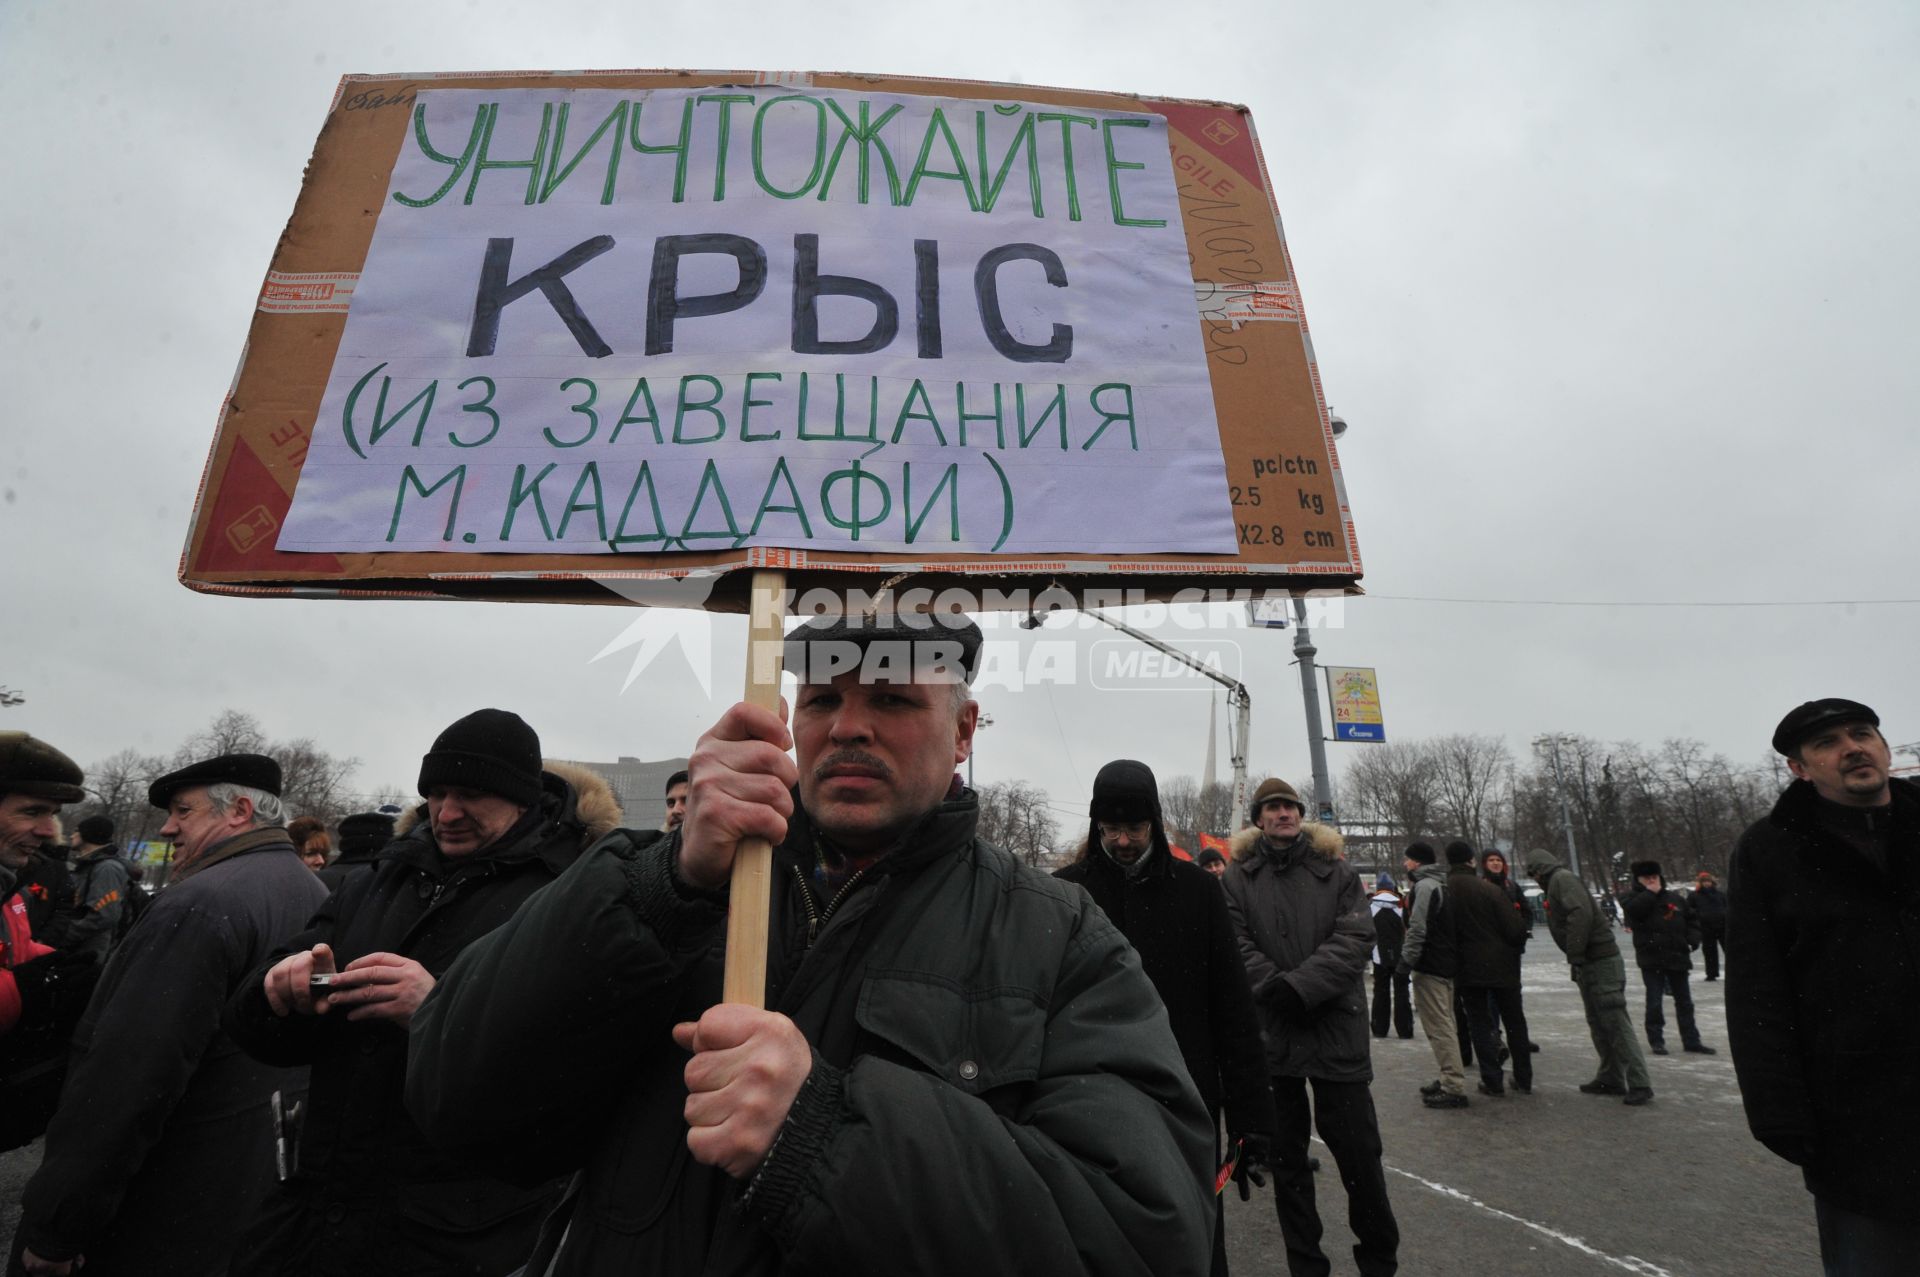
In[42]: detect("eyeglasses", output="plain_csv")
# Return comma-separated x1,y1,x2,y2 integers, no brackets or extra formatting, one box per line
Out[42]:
1097,822,1152,842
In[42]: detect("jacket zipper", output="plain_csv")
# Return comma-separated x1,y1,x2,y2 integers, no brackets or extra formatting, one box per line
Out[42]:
791,863,871,948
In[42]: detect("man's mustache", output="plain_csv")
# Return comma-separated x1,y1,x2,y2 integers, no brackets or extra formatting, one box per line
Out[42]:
815,749,893,782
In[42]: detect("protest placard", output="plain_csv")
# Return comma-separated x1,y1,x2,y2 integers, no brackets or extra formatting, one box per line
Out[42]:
181,69,1361,608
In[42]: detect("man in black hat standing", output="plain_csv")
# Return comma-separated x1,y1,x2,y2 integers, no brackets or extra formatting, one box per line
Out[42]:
1056,759,1276,1277
1620,860,1713,1057
409,611,1213,1276
1729,698,1919,1274
16,753,328,1277
223,709,621,1277
1224,777,1399,1277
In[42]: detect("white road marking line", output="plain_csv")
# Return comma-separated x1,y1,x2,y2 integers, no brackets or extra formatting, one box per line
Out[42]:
1376,1157,1677,1277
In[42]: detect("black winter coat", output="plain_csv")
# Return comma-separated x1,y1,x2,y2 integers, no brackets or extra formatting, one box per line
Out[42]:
1690,884,1728,932
1055,847,1276,1138
312,844,382,897
407,791,1212,1277
20,831,328,1275
224,766,619,1277
17,849,72,940
1728,778,1920,1221
1622,884,1698,972
1450,866,1529,988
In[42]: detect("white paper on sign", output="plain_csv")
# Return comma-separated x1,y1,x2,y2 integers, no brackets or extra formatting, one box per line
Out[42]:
276,86,1236,556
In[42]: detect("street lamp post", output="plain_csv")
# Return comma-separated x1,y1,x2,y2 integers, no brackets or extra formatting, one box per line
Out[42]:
1291,596,1337,826
1533,733,1583,880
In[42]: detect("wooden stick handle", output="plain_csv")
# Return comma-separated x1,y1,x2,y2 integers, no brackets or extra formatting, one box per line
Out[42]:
722,569,788,1007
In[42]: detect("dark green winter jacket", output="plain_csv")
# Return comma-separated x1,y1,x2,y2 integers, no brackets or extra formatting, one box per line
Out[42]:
1522,850,1619,966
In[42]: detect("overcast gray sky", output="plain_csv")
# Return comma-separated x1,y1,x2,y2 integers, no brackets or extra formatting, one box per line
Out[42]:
3,1,1916,828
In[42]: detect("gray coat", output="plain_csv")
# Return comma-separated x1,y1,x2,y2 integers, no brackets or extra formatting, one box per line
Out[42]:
20,829,329,1275
1223,824,1374,1083
42,850,130,963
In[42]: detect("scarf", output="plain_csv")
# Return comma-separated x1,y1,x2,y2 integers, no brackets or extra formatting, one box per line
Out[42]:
171,826,295,884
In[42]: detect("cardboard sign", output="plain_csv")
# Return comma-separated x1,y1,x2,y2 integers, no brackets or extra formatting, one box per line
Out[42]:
182,70,1361,607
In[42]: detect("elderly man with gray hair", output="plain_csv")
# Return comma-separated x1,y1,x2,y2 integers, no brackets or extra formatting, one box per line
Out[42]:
14,753,328,1277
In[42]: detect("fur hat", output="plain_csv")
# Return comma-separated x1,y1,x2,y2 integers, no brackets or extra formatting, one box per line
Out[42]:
337,811,397,857
418,709,543,807
0,732,86,804
1631,860,1663,881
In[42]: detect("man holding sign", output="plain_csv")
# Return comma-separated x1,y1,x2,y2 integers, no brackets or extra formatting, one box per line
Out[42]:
407,610,1213,1275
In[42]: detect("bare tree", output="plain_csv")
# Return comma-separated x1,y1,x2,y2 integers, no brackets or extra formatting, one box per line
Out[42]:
1159,775,1201,845
975,780,1061,867
1431,735,1512,849
1194,780,1241,840
275,737,362,826
163,710,360,826
70,748,171,850
175,709,269,765
1341,741,1444,843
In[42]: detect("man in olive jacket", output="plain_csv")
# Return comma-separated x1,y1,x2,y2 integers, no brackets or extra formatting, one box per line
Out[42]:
1057,759,1276,1277
1729,698,1920,1272
1523,849,1651,1105
225,711,623,1277
406,614,1212,1277
1225,778,1398,1277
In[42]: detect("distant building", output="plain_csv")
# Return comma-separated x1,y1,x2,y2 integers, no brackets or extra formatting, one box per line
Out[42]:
554,755,689,831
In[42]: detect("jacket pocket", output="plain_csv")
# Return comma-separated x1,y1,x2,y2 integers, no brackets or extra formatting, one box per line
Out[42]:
855,971,1046,1095
582,1051,698,1234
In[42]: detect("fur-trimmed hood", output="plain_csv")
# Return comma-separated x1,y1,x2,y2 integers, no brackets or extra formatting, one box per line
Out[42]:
395,760,622,842
1228,822,1345,863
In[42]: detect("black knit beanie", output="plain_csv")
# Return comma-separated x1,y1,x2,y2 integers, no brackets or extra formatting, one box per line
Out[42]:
1444,840,1475,865
418,709,543,807
1405,842,1437,866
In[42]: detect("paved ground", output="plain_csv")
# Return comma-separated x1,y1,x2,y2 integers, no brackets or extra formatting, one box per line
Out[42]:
1225,938,1818,1276
2,934,1816,1273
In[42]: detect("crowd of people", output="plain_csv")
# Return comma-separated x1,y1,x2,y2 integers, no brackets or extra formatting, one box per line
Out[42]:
0,654,1912,1275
